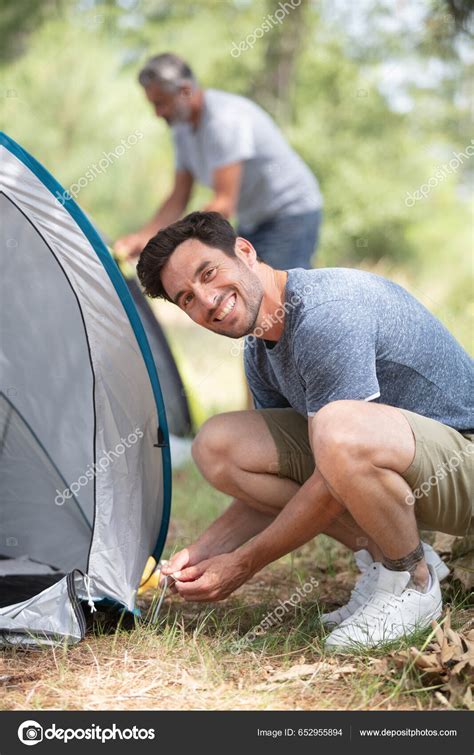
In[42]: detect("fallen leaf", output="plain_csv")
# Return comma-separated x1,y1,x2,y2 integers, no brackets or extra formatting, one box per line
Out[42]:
446,628,463,648
441,639,457,664
463,685,473,708
434,690,451,708
451,659,469,675
390,610,474,709
178,669,208,690
265,662,357,683
267,663,324,681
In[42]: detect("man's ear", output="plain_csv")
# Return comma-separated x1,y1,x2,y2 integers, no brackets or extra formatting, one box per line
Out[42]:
235,237,258,268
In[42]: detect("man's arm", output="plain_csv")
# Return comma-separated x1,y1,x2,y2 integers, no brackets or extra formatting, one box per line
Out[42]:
237,470,342,578
170,418,345,601
203,162,242,218
161,498,274,576
171,470,343,602
114,170,194,258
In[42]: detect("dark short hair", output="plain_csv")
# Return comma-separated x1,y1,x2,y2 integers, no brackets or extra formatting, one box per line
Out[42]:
138,53,196,91
137,211,237,301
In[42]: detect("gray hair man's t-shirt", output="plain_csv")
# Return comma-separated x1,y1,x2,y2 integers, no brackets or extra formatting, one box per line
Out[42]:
244,268,474,433
171,89,322,231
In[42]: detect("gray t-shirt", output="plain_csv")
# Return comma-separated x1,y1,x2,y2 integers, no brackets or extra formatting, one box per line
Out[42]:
172,89,322,230
245,268,474,433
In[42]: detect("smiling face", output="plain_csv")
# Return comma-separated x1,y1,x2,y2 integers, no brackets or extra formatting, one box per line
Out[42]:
161,238,264,338
144,81,192,124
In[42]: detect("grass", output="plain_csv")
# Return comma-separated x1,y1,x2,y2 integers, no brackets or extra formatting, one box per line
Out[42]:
1,462,472,711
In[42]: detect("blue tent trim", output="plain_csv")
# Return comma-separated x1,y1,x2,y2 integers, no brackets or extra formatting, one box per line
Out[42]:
0,131,171,566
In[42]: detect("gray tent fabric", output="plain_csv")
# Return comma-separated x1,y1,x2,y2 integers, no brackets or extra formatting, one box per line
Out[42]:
0,393,92,573
0,572,85,647
0,132,172,647
122,275,193,438
90,223,193,439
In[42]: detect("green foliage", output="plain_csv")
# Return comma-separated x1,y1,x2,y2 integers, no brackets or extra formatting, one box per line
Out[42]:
1,0,471,352
0,0,66,63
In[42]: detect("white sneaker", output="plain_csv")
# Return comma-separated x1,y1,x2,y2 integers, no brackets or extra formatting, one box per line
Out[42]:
320,543,449,629
321,550,380,628
325,564,442,649
422,542,450,581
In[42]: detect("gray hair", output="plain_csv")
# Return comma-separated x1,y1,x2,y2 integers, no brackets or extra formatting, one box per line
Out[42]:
138,53,197,92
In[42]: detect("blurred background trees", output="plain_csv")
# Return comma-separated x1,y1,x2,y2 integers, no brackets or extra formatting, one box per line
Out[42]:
1,0,472,413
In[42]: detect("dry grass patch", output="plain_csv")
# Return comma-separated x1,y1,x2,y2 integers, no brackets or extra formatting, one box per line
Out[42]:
1,464,472,711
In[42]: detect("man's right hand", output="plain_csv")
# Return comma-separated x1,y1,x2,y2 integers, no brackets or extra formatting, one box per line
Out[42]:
158,499,277,592
162,548,193,574
160,546,208,589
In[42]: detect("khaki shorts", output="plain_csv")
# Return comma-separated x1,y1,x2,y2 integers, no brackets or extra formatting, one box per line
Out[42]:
258,407,474,537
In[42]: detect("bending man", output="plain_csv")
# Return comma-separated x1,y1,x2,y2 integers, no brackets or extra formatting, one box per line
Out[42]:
115,53,322,270
137,211,473,649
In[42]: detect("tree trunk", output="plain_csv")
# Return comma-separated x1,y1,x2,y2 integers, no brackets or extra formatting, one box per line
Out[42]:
251,0,310,125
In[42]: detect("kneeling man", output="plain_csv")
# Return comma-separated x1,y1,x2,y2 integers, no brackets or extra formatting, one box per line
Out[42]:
137,212,473,649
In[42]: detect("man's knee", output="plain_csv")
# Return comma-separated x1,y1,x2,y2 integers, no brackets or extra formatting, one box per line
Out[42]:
191,414,234,483
313,400,373,473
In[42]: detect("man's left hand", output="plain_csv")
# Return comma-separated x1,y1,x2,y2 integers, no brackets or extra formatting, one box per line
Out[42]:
171,552,250,602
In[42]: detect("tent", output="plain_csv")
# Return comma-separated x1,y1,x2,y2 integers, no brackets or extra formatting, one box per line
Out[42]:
123,274,192,438
0,132,172,646
68,201,192,438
